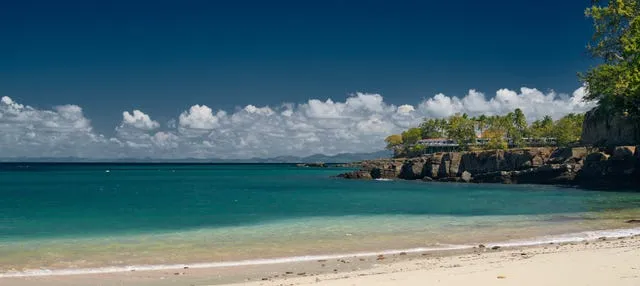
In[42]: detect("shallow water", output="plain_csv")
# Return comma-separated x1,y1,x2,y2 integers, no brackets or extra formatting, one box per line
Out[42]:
1,163,639,274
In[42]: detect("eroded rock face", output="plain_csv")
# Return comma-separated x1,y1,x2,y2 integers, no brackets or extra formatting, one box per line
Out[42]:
399,157,427,180
337,170,372,180
612,146,637,160
549,147,588,164
581,107,640,147
338,146,639,189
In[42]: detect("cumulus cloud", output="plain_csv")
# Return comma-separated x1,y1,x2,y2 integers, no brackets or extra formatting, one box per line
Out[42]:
178,104,223,130
417,87,593,121
0,96,113,158
121,110,160,130
0,86,596,159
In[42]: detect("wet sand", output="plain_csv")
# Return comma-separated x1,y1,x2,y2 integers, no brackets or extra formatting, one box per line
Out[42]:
4,233,640,286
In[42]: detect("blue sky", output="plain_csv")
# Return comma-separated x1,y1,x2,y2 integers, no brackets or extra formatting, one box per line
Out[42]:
0,1,597,158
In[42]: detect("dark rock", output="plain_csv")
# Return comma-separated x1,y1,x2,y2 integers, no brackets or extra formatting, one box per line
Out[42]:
370,168,382,179
337,146,639,189
549,147,588,164
581,107,640,146
585,152,609,162
612,146,636,160
514,164,577,184
473,171,513,184
338,170,372,180
398,157,427,180
423,153,444,178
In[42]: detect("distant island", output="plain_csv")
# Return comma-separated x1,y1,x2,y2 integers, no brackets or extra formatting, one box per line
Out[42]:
0,150,392,164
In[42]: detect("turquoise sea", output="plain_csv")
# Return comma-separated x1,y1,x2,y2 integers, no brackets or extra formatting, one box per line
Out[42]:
1,163,640,276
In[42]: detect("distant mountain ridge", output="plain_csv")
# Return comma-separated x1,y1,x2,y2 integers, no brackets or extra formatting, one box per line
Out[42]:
0,150,392,163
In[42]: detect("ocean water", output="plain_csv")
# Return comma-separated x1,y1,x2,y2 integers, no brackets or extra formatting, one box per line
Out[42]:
1,163,640,276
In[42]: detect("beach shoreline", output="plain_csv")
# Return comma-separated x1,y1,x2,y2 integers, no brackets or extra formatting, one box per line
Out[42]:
3,226,640,286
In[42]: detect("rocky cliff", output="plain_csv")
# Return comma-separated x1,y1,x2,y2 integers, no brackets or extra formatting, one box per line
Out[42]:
581,107,640,146
338,146,640,189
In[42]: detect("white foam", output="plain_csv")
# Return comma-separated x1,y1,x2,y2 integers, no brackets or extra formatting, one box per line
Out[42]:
3,227,640,278
0,245,470,278
484,227,640,248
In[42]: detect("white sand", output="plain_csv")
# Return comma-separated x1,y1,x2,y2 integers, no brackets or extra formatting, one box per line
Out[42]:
227,236,640,286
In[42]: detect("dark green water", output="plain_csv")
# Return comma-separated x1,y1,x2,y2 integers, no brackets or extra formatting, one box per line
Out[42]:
1,163,640,273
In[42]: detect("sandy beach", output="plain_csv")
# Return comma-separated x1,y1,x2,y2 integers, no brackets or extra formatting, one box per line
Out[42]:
4,232,639,286
233,235,640,286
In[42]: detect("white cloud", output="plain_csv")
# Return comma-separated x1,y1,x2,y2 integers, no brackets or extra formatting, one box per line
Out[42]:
0,86,596,159
178,104,222,130
416,87,595,121
0,96,114,158
121,110,160,130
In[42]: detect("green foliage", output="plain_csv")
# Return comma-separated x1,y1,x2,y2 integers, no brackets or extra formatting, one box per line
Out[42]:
410,144,426,153
552,113,586,146
419,118,447,139
484,128,508,150
401,128,422,146
511,108,528,146
513,108,528,132
384,134,403,150
529,115,554,138
582,0,640,117
387,109,586,154
446,113,476,149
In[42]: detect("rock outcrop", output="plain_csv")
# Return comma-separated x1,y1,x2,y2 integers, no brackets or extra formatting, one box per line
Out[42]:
296,162,327,168
338,146,640,190
581,107,640,147
337,158,404,180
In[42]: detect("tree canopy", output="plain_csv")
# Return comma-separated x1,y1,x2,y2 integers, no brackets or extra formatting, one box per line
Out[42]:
384,134,403,150
401,128,422,146
582,0,640,117
387,109,586,157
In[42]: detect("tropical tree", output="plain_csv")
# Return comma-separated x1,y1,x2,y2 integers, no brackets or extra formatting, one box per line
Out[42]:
530,115,554,138
476,114,489,135
419,118,447,139
446,114,476,149
384,134,403,150
483,128,508,150
512,109,527,134
401,128,422,146
582,0,640,117
508,108,527,146
553,113,586,146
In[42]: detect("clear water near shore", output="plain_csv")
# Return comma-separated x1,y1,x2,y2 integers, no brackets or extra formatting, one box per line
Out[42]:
1,163,640,275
